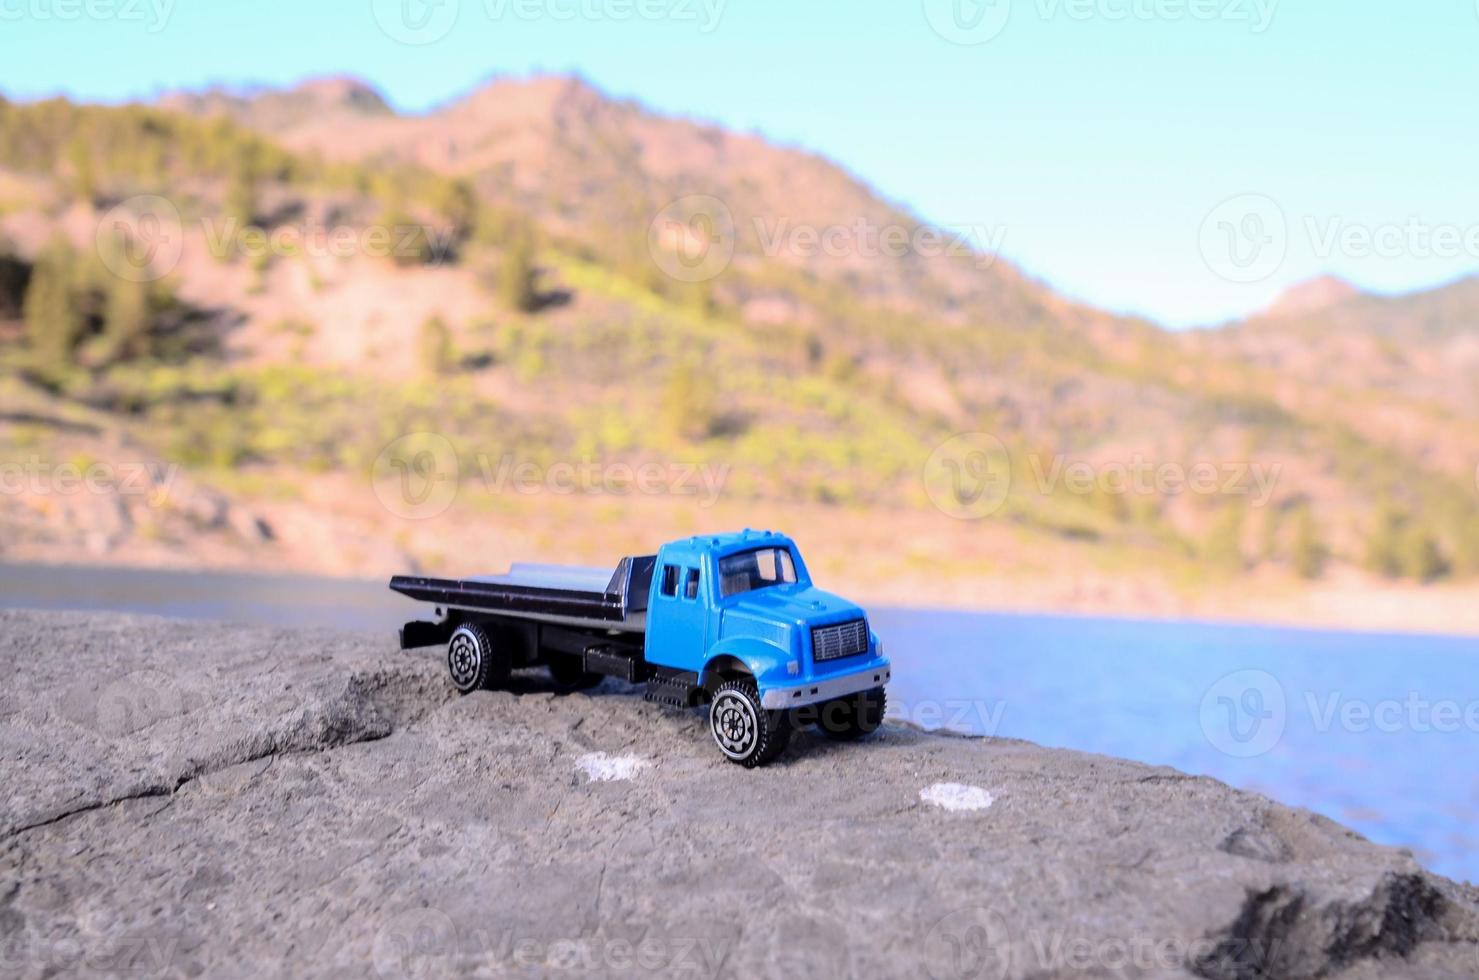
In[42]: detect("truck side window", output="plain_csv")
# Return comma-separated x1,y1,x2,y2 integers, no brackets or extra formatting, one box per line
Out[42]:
683,568,700,600
660,565,680,597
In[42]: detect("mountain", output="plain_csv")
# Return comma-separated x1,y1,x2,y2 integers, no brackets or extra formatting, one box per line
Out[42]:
1263,275,1360,319
158,76,393,134
1,75,1478,615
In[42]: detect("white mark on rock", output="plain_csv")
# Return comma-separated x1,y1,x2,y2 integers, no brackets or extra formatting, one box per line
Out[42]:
576,752,651,782
920,783,995,812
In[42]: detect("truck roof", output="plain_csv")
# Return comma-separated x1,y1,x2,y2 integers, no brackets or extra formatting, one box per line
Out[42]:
661,529,793,563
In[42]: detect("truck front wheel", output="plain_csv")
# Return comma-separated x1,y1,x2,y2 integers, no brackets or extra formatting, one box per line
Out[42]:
709,679,791,768
815,687,886,741
446,623,508,694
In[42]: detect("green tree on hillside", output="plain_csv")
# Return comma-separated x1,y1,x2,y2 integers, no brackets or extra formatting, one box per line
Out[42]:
100,273,151,363
433,178,478,246
1291,505,1328,580
1364,505,1451,582
66,135,97,203
499,231,540,313
0,236,29,319
22,238,82,372
1365,505,1406,578
662,361,718,442
418,315,455,377
1203,504,1246,572
1402,524,1450,583
225,149,260,228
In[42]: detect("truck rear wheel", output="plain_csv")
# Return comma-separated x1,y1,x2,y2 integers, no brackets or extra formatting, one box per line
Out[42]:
815,687,886,741
710,679,791,768
446,623,508,694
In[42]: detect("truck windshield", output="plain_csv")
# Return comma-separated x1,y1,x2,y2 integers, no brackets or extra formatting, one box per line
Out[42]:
718,547,798,597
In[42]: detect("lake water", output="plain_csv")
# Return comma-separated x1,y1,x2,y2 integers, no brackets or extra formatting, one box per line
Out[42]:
3,562,1476,884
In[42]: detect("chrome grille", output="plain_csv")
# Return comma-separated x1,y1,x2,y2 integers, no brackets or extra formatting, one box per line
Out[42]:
811,618,869,662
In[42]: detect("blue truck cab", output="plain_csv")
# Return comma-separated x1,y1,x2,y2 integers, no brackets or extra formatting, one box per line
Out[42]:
390,529,891,767
646,530,890,712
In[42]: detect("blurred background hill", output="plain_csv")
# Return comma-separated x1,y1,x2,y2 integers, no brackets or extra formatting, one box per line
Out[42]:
3,75,1478,631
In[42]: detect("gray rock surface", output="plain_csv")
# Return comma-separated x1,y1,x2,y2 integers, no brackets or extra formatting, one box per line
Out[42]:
2,610,1477,979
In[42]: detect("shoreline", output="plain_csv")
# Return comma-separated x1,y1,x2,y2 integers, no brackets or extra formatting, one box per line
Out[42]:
5,551,1479,641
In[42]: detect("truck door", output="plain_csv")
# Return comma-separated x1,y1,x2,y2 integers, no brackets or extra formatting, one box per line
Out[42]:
645,561,707,672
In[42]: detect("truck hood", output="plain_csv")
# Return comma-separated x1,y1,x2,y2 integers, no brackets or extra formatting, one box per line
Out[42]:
725,584,864,628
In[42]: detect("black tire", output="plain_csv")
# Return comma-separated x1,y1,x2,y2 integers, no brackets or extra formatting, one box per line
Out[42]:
446,622,508,694
547,655,602,691
709,679,791,768
815,687,886,741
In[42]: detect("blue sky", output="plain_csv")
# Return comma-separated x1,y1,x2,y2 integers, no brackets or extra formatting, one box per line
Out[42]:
2,0,1476,326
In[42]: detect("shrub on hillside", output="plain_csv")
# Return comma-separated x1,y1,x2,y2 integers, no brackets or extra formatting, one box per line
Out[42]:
1291,505,1328,580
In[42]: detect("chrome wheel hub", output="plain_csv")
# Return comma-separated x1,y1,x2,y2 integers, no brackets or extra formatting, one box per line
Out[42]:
449,634,479,687
711,691,758,759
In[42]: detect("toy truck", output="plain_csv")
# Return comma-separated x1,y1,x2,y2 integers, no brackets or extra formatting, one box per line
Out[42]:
390,530,890,767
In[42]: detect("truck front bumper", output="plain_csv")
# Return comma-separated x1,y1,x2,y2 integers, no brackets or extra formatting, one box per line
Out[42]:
760,664,891,709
